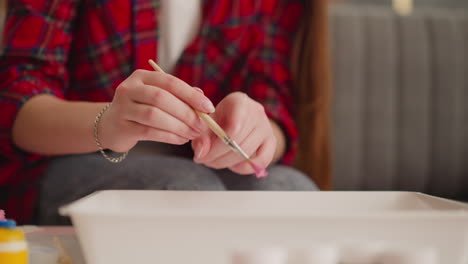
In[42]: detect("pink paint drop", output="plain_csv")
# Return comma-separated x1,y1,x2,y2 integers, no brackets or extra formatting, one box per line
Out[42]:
252,163,268,178
0,210,5,221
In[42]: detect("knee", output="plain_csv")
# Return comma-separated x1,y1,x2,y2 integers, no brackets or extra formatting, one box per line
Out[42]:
257,166,318,191
140,156,226,191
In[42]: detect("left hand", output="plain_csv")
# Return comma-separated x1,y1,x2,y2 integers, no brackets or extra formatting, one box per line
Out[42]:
191,92,277,175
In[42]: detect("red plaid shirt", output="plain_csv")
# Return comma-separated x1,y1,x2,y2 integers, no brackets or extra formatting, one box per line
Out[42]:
0,0,301,223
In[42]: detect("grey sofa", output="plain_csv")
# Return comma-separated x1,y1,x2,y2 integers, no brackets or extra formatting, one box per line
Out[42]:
330,5,468,199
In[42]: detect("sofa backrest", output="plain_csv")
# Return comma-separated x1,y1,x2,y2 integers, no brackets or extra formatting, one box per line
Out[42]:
330,5,468,199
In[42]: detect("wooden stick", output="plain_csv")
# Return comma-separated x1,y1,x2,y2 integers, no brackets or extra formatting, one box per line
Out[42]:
54,236,73,264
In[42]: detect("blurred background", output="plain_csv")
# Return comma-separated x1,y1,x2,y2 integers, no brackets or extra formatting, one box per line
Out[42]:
329,0,468,200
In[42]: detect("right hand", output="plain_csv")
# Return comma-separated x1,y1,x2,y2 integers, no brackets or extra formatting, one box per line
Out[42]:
99,69,215,153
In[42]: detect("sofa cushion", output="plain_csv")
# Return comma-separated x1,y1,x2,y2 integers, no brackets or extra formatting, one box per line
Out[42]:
331,6,468,199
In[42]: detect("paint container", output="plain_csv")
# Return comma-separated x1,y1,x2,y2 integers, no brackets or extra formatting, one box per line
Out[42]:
378,247,439,264
291,245,339,264
0,218,28,264
231,247,288,264
339,243,384,264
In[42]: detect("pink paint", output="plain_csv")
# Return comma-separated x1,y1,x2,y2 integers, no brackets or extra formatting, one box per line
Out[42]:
0,210,5,221
251,162,268,178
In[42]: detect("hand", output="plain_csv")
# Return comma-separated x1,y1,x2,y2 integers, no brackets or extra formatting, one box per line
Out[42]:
99,70,214,152
191,92,277,175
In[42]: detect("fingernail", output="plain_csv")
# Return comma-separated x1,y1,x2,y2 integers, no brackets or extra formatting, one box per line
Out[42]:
195,87,204,94
201,100,215,113
195,146,205,162
196,141,207,160
196,117,206,131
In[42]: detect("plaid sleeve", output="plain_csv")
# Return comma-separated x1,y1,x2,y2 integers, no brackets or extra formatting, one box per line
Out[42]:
0,0,79,160
243,0,302,164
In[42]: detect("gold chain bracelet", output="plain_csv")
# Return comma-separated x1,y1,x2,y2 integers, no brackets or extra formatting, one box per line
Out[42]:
94,103,128,163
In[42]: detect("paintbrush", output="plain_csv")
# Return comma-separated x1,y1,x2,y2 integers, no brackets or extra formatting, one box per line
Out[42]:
148,59,268,178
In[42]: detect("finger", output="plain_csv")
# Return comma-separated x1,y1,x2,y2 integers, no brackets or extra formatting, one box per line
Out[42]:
129,85,205,133
191,113,215,160
194,111,254,164
134,70,215,113
191,134,211,160
203,128,263,169
195,118,259,164
128,121,188,145
131,121,190,145
126,103,201,140
229,135,276,175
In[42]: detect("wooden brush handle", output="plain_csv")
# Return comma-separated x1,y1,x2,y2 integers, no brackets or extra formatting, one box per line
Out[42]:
196,111,228,140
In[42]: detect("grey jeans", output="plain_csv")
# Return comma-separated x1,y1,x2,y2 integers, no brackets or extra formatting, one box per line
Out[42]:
38,152,317,225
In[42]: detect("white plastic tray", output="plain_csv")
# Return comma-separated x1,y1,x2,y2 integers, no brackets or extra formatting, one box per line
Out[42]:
60,191,468,264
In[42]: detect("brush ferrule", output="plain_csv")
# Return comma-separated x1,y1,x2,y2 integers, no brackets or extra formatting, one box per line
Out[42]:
224,137,250,160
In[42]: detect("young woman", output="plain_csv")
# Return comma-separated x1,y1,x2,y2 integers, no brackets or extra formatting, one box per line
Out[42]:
0,0,316,224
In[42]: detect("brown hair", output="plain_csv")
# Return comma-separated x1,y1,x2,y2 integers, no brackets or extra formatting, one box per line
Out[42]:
292,0,332,190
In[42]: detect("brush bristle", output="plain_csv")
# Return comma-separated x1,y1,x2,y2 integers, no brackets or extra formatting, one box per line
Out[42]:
251,162,268,178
